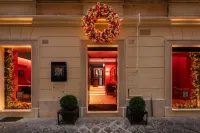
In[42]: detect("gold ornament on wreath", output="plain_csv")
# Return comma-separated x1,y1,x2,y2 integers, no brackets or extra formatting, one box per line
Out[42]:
82,2,122,43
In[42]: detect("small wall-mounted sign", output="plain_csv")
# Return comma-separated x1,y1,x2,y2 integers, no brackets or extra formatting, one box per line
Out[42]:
51,62,67,82
128,39,135,44
16,91,23,98
181,89,190,99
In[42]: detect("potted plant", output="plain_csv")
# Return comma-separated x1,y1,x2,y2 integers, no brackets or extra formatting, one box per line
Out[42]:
58,95,79,124
126,96,148,125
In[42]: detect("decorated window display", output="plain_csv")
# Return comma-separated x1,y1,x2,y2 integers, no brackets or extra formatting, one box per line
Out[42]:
4,47,32,109
82,2,122,43
172,47,200,109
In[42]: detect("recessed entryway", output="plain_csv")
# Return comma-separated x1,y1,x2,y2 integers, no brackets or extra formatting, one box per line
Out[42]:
87,47,118,112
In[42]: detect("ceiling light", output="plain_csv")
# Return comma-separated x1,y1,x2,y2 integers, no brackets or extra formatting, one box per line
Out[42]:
89,59,116,62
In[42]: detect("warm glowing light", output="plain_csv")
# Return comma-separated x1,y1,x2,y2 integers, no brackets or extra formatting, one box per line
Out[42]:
170,18,200,25
1,45,31,48
94,23,109,25
0,17,33,21
171,23,200,25
172,44,200,47
89,94,105,96
87,45,118,47
0,17,33,25
0,22,32,25
105,68,110,76
89,59,116,62
97,18,107,22
82,3,121,43
18,57,31,63
170,18,200,22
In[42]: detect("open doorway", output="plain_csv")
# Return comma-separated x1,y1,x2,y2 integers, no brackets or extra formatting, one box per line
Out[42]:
87,47,118,111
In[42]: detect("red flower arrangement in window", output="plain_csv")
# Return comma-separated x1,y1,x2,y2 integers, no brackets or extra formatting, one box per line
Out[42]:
82,2,122,43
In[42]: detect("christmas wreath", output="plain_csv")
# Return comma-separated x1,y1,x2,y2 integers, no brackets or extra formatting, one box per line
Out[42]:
82,2,121,43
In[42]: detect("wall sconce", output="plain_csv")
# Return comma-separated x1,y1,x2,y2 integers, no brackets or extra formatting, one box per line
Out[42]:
106,68,109,76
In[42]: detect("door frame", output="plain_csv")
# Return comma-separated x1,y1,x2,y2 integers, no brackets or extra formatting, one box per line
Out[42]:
86,46,118,113
80,40,126,116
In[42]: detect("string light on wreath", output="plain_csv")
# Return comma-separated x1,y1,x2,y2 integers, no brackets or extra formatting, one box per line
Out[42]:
82,2,122,43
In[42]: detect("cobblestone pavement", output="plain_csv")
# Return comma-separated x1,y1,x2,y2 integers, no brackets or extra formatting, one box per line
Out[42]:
0,117,200,133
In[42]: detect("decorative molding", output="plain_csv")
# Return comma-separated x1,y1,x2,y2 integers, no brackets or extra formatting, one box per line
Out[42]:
36,0,81,3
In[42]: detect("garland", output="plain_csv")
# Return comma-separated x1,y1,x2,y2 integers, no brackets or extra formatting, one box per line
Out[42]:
4,48,14,109
82,2,121,43
173,52,200,108
4,48,31,109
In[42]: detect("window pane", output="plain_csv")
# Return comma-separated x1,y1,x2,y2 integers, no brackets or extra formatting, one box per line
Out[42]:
4,47,31,109
172,49,200,109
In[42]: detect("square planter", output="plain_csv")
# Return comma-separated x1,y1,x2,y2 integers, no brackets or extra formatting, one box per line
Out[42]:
126,106,148,125
57,106,79,125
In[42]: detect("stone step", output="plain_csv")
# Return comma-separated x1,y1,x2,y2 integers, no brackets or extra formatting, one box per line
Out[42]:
86,112,121,117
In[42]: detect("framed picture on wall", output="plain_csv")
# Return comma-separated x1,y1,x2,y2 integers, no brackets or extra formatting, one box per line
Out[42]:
18,70,24,77
51,62,67,82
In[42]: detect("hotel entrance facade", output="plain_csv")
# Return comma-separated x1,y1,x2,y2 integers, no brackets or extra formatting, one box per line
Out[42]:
0,0,200,118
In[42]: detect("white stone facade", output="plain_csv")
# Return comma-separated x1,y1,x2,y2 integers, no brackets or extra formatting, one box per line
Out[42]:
0,0,200,117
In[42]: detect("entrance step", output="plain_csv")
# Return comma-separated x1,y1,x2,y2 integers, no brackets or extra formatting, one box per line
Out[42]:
86,112,121,117
89,90,105,94
90,87,105,90
90,89,105,92
88,104,117,111
89,87,106,95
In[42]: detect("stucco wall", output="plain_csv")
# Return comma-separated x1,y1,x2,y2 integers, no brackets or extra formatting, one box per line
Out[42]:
1,26,200,117
126,36,165,116
1,2,200,17
125,27,200,116
126,36,164,99
0,27,82,117
0,2,35,15
38,36,81,117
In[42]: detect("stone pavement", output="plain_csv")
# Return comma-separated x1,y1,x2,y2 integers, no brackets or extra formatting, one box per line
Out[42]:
0,117,200,133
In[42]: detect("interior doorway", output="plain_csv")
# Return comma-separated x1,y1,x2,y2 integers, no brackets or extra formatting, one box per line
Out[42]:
87,47,118,111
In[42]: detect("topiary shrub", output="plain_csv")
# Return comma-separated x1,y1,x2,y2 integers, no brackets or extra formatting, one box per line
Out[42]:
129,96,146,112
60,95,78,111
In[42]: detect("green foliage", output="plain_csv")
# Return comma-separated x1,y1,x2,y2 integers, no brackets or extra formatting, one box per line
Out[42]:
129,96,146,112
60,95,78,111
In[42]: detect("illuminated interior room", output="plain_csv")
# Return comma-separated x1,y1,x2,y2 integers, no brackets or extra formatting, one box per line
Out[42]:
0,45,32,110
88,48,117,111
172,46,200,109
